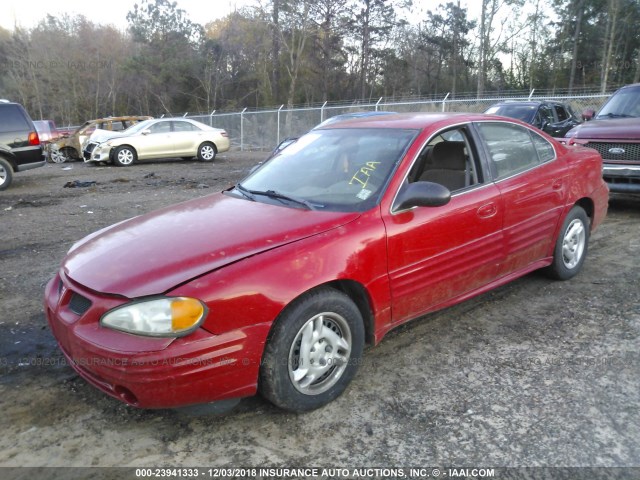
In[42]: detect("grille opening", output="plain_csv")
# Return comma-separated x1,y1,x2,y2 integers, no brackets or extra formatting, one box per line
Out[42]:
585,142,640,162
69,292,92,316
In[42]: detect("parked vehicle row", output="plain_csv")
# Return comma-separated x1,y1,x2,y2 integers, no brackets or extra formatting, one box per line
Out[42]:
48,116,152,163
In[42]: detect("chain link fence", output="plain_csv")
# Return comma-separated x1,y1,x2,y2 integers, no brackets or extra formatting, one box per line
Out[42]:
188,90,612,152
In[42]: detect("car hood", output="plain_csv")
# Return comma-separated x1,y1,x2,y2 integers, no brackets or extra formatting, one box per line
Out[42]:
89,129,128,144
567,117,640,140
63,193,360,298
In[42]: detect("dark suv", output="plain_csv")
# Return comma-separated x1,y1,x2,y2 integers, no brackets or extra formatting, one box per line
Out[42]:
565,83,640,194
0,101,45,191
485,101,581,137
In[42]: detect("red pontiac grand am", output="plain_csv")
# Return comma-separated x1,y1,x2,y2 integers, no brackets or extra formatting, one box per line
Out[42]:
45,113,609,413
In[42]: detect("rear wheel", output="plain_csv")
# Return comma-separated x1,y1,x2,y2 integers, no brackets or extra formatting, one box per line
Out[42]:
260,287,364,412
113,146,137,167
197,142,216,162
546,206,589,280
0,157,14,191
50,147,74,163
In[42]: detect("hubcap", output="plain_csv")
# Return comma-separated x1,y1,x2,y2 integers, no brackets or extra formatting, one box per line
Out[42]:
118,149,134,164
0,165,7,185
288,312,352,395
562,219,586,269
50,149,67,163
201,145,215,160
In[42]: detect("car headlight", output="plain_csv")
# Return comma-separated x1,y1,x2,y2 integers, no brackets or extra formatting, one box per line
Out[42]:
101,297,207,337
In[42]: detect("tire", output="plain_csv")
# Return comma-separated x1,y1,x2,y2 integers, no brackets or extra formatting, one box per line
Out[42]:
113,146,137,167
259,287,365,412
0,157,14,191
197,142,216,162
546,206,590,280
50,147,73,163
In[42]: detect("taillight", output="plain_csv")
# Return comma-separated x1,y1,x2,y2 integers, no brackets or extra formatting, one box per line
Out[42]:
221,131,228,137
28,131,40,146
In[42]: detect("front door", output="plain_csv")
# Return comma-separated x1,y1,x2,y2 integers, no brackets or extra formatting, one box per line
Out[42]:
382,126,505,324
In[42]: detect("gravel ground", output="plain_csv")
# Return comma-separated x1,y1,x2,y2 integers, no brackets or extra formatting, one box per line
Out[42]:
0,152,639,472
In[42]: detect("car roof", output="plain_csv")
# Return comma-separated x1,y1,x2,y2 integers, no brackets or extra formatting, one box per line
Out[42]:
314,112,511,130
490,100,570,107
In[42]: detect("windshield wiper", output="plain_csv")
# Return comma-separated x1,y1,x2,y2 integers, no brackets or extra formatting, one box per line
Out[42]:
234,184,323,210
234,183,256,201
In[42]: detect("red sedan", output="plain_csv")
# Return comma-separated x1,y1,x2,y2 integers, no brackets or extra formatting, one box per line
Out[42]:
44,113,608,412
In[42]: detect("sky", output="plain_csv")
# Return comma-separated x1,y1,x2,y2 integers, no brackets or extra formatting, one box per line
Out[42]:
0,0,483,32
0,0,257,32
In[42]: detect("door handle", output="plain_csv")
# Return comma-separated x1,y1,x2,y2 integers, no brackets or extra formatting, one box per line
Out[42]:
552,179,563,190
477,203,497,218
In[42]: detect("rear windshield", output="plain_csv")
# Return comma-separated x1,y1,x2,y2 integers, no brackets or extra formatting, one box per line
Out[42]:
485,104,536,123
0,104,31,132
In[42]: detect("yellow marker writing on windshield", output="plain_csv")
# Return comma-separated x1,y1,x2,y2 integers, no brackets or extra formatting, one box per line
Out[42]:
349,161,381,188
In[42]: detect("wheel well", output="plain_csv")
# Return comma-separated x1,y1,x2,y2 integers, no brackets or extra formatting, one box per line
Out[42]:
574,197,594,229
201,141,217,152
0,154,17,171
62,146,79,158
265,281,376,348
110,144,136,158
325,280,375,345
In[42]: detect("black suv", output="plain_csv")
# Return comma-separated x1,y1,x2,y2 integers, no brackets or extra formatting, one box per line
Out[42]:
485,100,581,137
0,101,45,191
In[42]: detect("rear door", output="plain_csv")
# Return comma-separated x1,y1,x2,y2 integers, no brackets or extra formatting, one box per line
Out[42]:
172,121,200,156
382,125,505,324
474,121,568,276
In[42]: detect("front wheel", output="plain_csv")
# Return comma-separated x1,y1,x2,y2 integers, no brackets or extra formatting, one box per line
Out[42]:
113,146,137,167
546,206,590,280
0,157,14,191
259,288,365,412
197,142,216,162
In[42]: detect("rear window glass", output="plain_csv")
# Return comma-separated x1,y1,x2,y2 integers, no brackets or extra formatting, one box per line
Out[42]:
0,105,31,132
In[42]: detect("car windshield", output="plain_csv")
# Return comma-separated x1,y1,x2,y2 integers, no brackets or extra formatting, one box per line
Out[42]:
596,85,640,119
237,128,418,212
485,104,537,122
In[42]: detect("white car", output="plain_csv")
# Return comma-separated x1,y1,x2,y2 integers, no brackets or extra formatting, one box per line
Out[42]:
83,118,230,166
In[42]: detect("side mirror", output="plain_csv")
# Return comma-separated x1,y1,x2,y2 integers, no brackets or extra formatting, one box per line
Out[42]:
582,109,595,121
395,181,451,211
141,129,151,135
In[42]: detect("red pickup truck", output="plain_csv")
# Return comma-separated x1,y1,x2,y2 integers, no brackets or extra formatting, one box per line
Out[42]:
565,83,640,193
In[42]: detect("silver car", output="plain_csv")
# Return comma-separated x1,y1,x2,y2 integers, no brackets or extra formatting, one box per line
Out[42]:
83,118,230,166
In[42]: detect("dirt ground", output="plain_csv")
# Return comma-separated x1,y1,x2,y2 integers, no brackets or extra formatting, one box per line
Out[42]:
0,152,639,471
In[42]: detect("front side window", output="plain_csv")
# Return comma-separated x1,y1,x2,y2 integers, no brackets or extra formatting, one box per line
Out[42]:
406,126,482,193
149,122,171,134
476,122,555,180
238,128,418,212
555,105,569,122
